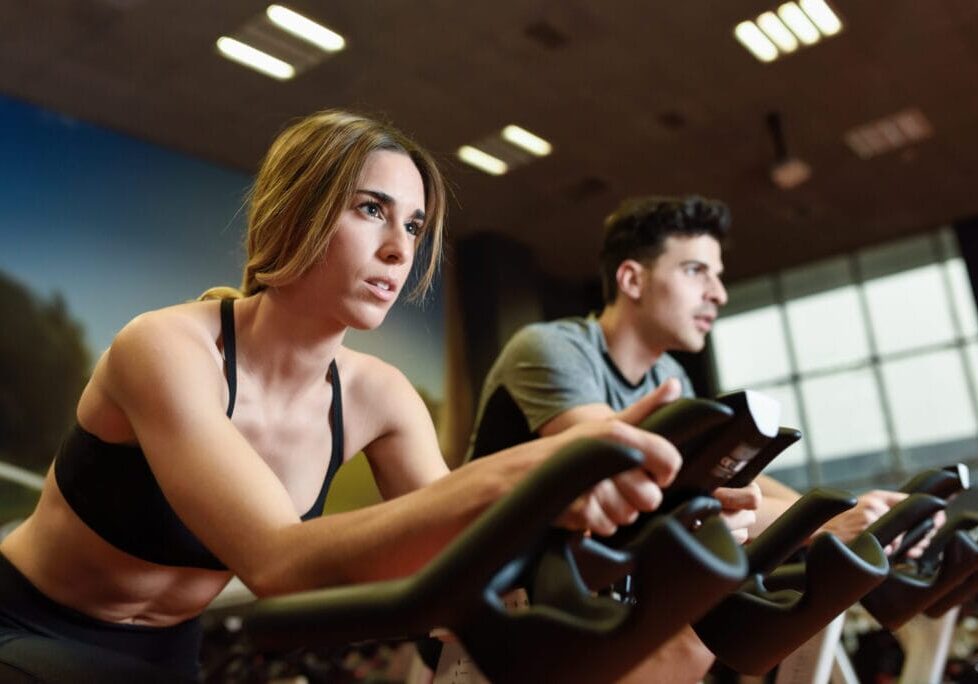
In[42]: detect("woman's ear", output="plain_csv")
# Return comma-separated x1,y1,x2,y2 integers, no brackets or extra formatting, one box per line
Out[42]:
616,259,645,300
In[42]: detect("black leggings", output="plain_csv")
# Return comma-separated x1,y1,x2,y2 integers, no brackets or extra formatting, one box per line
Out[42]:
0,553,201,683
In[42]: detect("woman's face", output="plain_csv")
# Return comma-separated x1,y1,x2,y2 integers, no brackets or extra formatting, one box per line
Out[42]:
306,149,427,330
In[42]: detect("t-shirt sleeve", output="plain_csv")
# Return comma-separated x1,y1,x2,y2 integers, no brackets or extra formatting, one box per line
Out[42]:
495,324,605,432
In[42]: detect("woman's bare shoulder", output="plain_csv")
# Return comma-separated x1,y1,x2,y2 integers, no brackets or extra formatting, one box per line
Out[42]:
335,347,414,397
333,347,440,475
81,301,228,435
333,347,426,438
121,299,221,338
104,300,226,362
100,301,226,395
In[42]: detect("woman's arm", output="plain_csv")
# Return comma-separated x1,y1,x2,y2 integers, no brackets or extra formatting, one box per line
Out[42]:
539,381,761,540
104,314,680,597
347,355,450,498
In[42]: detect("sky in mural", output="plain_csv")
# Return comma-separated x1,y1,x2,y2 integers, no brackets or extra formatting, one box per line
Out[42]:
0,93,445,399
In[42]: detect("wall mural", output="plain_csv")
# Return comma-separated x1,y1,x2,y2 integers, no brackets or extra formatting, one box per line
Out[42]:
0,93,446,518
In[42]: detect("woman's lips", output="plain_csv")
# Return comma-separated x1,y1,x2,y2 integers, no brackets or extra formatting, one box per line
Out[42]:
365,278,397,302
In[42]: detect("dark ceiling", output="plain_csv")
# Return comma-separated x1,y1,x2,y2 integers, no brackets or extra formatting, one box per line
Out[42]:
4,0,978,282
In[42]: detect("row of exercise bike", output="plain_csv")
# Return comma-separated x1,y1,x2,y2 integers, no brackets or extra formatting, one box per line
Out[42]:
203,391,978,683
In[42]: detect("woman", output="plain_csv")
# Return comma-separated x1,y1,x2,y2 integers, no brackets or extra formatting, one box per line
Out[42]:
0,110,681,681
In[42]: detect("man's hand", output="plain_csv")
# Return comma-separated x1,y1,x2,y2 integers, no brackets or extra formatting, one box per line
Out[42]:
714,484,762,544
614,377,683,425
818,489,905,543
816,489,944,557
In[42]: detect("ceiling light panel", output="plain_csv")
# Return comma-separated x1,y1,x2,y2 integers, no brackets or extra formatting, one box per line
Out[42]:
457,146,508,176
216,37,295,80
778,3,820,45
844,108,934,159
799,0,842,36
734,1,842,63
756,12,798,52
266,5,345,53
458,125,555,177
735,21,778,62
501,125,553,157
217,6,344,80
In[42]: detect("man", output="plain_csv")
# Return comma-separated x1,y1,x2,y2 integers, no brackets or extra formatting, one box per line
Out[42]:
469,196,763,533
469,195,725,452
466,195,909,681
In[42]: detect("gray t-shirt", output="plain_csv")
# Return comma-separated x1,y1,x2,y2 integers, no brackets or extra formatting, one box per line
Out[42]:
468,316,694,460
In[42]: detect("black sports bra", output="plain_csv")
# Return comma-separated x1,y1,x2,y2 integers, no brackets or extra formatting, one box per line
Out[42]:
54,299,344,570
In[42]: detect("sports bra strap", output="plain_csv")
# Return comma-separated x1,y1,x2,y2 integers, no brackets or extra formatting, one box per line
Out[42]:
302,359,344,520
220,297,340,520
220,299,237,418
329,359,343,461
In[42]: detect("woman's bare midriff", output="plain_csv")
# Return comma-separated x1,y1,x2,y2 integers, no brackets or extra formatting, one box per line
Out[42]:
0,468,232,626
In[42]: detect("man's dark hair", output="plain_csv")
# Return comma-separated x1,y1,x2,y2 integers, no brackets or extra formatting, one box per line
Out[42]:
599,195,731,303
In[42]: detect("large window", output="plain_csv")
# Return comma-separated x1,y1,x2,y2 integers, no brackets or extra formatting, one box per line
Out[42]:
710,229,978,491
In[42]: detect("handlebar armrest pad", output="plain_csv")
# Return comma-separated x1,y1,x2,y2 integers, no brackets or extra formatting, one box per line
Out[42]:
695,531,887,675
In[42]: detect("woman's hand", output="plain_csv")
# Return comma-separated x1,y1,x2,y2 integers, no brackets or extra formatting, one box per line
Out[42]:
526,379,685,536
552,385,684,536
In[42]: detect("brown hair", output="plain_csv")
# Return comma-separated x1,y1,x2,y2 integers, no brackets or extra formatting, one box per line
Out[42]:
599,195,730,303
202,110,446,302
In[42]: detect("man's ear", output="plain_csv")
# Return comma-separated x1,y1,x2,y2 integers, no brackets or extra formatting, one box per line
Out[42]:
616,259,645,300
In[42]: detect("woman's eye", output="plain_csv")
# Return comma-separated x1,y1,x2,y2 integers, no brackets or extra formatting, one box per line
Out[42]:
405,222,422,237
359,201,383,219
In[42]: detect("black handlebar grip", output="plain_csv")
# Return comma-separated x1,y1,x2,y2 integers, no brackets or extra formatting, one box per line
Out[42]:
899,465,968,498
638,392,781,507
745,488,856,576
864,494,946,548
726,427,802,489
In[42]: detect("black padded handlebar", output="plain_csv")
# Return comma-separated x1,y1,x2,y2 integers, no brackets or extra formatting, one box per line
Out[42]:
693,489,888,675
242,438,644,648
610,391,794,551
466,498,746,682
744,488,856,577
890,464,970,562
241,439,748,683
860,493,978,630
925,513,978,617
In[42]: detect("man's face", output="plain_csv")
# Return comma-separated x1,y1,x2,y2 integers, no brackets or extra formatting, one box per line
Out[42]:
637,234,727,353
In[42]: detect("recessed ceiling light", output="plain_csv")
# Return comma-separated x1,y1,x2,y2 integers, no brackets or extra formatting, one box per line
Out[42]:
266,4,345,53
844,108,933,159
778,3,821,45
893,109,933,140
756,12,799,53
799,0,842,36
734,21,778,63
216,36,295,80
734,1,842,62
457,146,508,176
501,125,552,157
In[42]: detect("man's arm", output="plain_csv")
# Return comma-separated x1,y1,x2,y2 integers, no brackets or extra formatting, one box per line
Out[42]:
752,474,938,556
537,379,685,437
749,475,801,537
